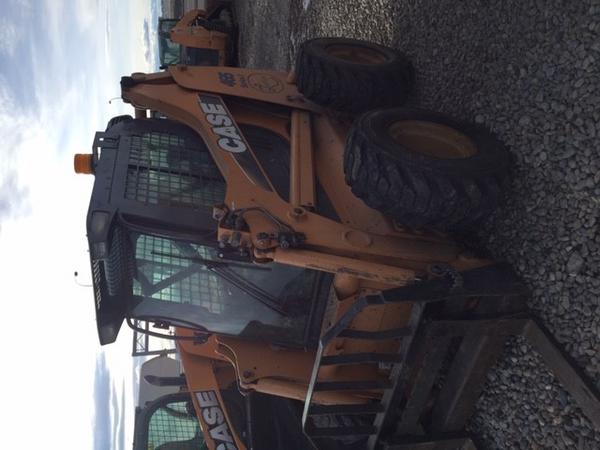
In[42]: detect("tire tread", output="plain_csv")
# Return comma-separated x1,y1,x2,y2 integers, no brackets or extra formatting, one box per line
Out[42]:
344,111,510,231
296,38,412,113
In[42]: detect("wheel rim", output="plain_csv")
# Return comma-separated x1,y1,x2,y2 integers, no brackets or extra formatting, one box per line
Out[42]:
325,44,388,65
388,120,478,159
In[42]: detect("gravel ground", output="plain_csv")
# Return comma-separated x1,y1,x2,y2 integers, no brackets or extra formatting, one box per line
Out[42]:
234,1,600,448
235,0,294,70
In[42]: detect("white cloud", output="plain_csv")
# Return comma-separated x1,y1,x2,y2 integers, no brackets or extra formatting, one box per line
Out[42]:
38,0,68,55
0,76,32,220
10,0,32,11
0,0,158,448
0,18,23,56
73,0,101,30
142,18,159,70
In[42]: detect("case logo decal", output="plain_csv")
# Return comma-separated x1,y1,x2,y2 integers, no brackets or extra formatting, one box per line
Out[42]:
199,94,247,153
196,390,239,450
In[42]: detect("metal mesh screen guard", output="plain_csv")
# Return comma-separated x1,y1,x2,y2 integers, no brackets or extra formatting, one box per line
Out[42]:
125,131,225,209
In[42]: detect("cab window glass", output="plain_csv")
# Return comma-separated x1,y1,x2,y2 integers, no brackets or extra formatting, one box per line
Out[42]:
159,37,181,66
131,232,319,345
147,400,206,450
158,19,181,66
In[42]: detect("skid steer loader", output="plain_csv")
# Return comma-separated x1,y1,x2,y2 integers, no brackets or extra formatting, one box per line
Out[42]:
159,2,236,69
76,37,600,449
135,353,315,450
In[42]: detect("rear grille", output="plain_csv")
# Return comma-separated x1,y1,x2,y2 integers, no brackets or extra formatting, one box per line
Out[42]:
92,260,104,311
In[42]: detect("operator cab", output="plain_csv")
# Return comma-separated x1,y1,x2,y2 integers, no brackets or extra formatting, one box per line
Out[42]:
134,392,206,450
79,117,330,346
134,388,314,450
158,17,221,68
134,356,209,450
158,19,181,67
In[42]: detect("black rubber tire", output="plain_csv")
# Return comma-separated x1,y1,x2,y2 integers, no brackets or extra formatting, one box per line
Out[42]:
295,37,413,114
344,108,510,231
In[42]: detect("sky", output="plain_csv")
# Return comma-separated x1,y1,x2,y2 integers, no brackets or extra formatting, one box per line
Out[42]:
0,0,160,448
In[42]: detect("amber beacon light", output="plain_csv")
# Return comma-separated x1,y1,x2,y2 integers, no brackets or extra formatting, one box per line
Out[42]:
74,153,94,175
